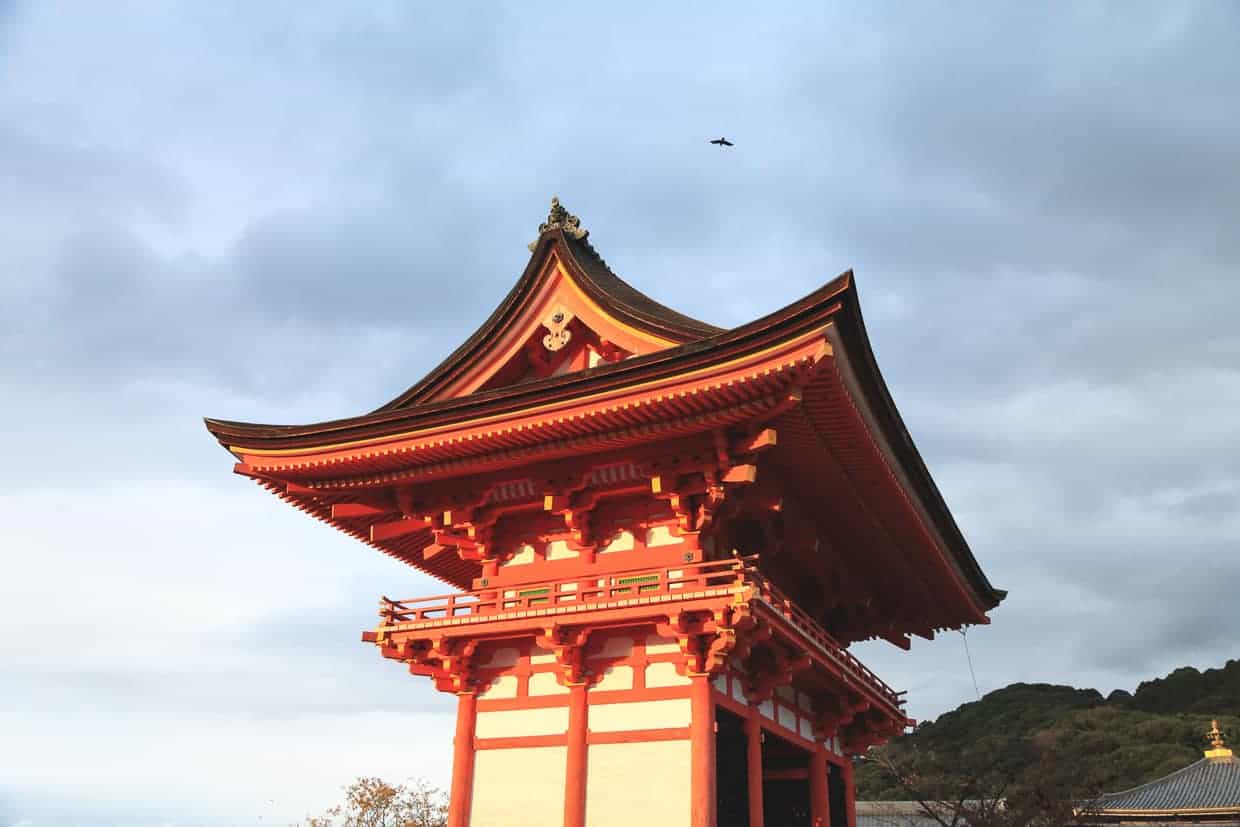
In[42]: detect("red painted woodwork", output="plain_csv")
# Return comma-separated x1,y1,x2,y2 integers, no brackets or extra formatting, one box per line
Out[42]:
746,708,766,827
564,682,587,827
448,691,476,827
206,201,1005,827
843,760,857,827
374,556,905,716
811,748,830,827
691,674,716,827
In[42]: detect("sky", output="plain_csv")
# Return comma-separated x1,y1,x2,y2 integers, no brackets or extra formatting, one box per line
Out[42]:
2,2,1238,824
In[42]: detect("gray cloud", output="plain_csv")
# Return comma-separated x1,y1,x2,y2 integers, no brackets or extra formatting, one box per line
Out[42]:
3,1,1238,823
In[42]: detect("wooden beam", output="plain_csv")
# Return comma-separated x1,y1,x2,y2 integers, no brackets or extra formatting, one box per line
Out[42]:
880,630,912,650
736,428,777,453
424,532,479,560
332,503,389,519
370,516,432,543
722,464,758,484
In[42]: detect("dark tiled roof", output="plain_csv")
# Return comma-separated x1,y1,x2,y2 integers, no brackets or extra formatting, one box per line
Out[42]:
857,801,984,827
370,229,720,411
1091,757,1240,814
562,234,723,339
858,812,943,827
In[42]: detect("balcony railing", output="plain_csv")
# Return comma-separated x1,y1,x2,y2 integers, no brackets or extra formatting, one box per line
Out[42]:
376,556,903,712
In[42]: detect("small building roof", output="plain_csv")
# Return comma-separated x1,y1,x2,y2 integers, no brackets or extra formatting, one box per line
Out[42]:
1084,722,1239,821
1088,757,1240,815
857,800,971,827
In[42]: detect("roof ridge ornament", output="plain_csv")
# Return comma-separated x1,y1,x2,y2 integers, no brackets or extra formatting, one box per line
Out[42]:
528,196,588,251
1205,719,1233,760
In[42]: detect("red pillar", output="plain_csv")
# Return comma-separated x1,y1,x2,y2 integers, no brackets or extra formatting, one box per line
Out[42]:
448,691,477,827
842,758,857,827
809,748,829,827
690,674,716,827
564,682,589,827
745,708,765,827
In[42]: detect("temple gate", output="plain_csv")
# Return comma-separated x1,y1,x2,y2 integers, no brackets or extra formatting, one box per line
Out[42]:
206,198,1004,827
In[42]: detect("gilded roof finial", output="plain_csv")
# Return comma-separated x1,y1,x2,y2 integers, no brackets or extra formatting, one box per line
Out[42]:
529,196,588,251
1205,719,1233,760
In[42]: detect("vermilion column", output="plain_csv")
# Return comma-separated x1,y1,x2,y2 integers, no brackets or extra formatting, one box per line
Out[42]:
744,708,765,827
564,682,589,827
842,758,857,827
690,674,716,827
448,691,477,827
809,748,829,827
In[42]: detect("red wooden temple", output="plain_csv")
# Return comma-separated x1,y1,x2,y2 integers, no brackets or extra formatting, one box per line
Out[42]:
206,198,1004,827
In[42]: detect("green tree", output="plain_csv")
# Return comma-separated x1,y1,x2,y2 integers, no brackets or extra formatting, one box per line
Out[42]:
864,731,1100,827
297,777,448,827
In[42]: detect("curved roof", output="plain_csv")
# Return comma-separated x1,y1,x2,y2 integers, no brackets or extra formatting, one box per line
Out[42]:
204,199,1006,630
374,225,722,410
1090,756,1240,816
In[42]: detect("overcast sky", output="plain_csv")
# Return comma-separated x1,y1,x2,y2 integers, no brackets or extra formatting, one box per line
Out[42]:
2,2,1238,825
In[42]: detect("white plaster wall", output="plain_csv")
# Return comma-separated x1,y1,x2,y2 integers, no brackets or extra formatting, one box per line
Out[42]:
589,699,691,732
475,706,569,739
528,672,569,696
591,634,633,659
479,675,518,700
585,740,691,827
646,662,691,688
644,634,680,655
645,525,683,547
470,746,567,827
478,646,520,668
502,544,536,567
600,530,635,553
546,539,579,560
592,664,634,692
530,646,557,665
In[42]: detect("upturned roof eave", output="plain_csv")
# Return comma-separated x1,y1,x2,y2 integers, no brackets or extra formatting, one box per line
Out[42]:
827,285,1006,611
206,269,1004,620
204,269,855,454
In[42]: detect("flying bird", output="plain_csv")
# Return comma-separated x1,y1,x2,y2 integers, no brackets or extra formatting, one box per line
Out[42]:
709,137,734,147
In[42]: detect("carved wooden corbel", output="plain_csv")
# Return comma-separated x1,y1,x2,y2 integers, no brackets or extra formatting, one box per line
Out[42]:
535,626,593,686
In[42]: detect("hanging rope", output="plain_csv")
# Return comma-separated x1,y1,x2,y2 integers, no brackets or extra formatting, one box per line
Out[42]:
961,626,981,700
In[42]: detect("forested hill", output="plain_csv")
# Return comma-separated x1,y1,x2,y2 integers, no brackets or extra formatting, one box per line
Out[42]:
855,658,1240,800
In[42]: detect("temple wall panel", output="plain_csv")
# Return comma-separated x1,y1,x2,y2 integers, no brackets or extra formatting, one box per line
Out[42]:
478,674,518,700
585,740,691,827
474,706,569,739
469,745,566,827
645,661,691,688
644,634,681,655
588,698,692,732
711,663,847,758
528,672,569,696
529,646,557,665
592,664,634,692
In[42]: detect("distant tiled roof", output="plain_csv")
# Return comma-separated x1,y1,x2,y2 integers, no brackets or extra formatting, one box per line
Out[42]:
1089,756,1240,815
856,801,946,827
857,800,998,827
